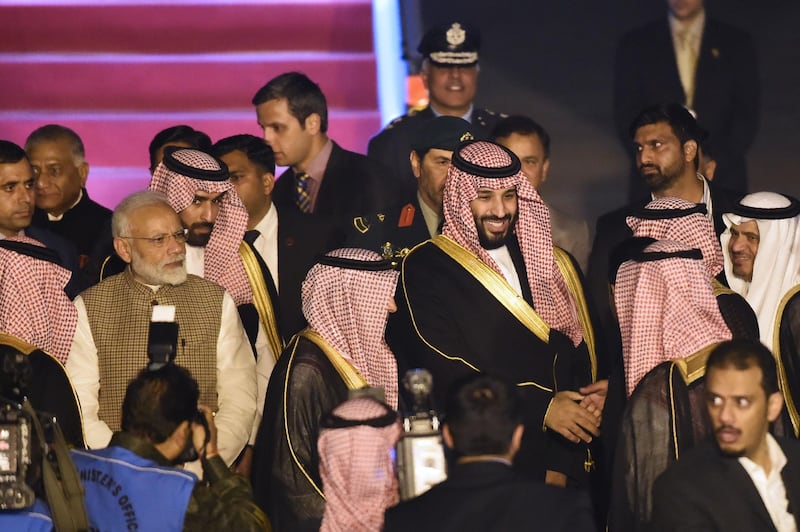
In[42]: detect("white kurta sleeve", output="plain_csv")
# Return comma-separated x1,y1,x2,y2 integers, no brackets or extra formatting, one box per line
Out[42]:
65,295,113,449
214,292,258,465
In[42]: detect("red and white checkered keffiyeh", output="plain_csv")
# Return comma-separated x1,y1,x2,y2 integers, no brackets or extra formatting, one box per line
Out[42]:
302,248,400,408
0,236,77,363
149,148,252,305
441,141,583,346
318,397,401,532
615,240,732,396
626,197,723,277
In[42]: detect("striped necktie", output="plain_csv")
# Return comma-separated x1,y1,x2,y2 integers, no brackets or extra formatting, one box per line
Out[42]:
295,172,312,213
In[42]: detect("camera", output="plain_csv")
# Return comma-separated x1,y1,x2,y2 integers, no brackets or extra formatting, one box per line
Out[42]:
146,308,210,463
0,350,36,510
395,369,448,500
0,399,35,510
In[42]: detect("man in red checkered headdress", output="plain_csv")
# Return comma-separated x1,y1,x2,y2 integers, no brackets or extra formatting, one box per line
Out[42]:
0,236,76,364
609,239,738,530
150,147,282,472
387,140,605,489
251,247,400,531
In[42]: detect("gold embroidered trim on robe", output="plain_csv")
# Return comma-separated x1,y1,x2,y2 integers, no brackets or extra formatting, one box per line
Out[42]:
711,278,735,297
671,342,720,385
282,331,369,500
298,329,368,390
0,332,87,446
240,241,283,361
411,236,553,393
431,235,551,343
554,247,597,382
773,285,800,437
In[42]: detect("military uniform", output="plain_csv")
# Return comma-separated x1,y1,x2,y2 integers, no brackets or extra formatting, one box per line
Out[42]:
368,106,503,196
367,21,504,195
345,195,432,257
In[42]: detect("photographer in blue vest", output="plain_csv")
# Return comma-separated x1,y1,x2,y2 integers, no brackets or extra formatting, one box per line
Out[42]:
70,364,270,531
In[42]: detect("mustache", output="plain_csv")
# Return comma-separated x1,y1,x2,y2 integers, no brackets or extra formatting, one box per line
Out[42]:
189,222,214,231
480,215,512,223
716,425,741,436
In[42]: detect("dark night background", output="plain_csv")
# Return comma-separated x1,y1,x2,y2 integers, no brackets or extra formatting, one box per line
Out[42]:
416,0,800,228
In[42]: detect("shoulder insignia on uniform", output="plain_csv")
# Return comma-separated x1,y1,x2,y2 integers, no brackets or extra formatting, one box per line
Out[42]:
408,104,427,116
353,216,370,234
377,213,386,222
398,203,416,228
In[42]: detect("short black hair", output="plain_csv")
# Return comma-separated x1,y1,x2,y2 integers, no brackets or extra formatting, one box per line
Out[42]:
489,115,551,159
445,373,522,456
0,140,29,164
706,339,779,396
24,124,85,161
629,103,703,169
251,72,329,133
148,125,212,172
121,364,199,444
211,134,276,175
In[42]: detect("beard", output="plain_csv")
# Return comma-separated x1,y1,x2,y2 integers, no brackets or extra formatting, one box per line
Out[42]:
186,222,213,247
131,249,187,286
638,162,681,193
475,213,518,250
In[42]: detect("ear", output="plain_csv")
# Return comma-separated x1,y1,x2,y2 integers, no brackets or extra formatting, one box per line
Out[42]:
442,424,455,450
703,159,717,181
410,151,422,178
420,63,430,90
683,140,698,165
304,113,321,135
262,172,275,197
508,424,525,458
541,158,551,184
113,237,133,264
78,162,89,187
766,391,784,423
155,421,191,462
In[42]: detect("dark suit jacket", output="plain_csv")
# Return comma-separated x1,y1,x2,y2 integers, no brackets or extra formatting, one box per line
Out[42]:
367,106,503,196
25,225,82,298
650,439,800,531
272,141,395,222
273,207,339,338
383,461,596,532
31,189,112,263
614,16,759,195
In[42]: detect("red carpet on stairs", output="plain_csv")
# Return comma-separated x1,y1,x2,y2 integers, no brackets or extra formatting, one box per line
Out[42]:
0,0,380,210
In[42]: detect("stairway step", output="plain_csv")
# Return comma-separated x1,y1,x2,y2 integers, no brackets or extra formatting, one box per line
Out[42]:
0,109,382,167
0,52,377,111
84,167,151,210
0,1,373,53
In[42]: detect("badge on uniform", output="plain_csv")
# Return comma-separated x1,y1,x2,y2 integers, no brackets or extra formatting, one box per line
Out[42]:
398,204,416,228
353,216,370,234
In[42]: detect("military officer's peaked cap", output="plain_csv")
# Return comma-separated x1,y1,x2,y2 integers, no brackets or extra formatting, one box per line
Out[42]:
418,22,480,67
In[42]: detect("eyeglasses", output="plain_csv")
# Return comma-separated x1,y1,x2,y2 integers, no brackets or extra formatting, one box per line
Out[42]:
120,228,188,247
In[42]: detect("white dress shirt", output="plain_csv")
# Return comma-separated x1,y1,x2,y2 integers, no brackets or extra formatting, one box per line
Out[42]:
251,203,279,292
738,434,798,532
487,245,523,297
